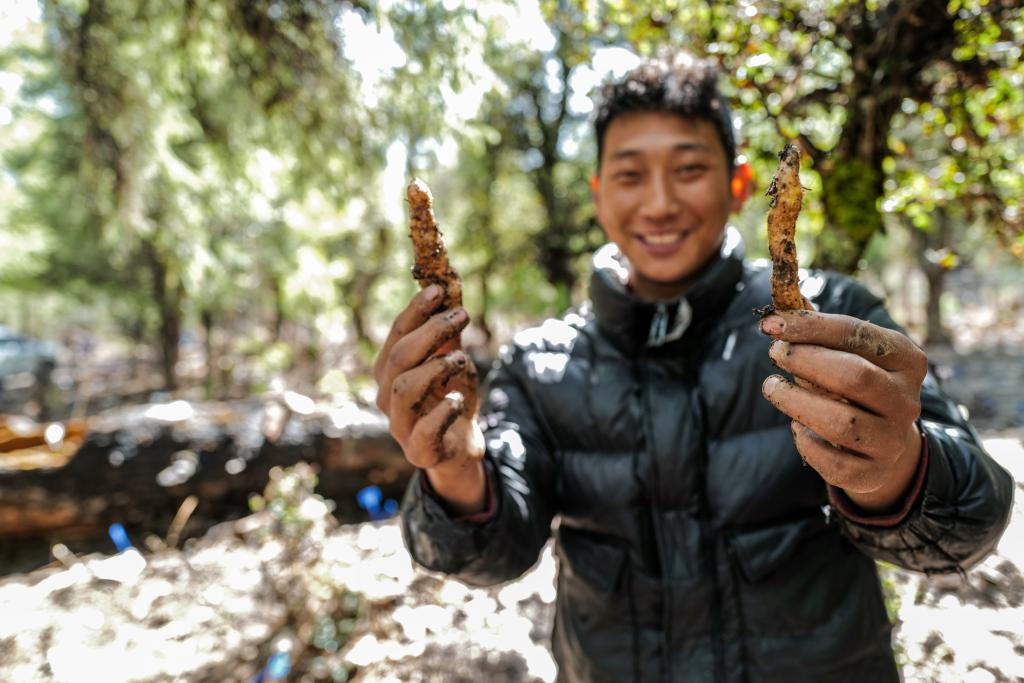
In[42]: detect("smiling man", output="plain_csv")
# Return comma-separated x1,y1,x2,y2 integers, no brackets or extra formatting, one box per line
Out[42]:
594,111,741,300
376,51,1014,682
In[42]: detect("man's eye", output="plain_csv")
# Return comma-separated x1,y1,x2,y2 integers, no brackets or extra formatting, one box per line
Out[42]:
615,171,641,182
677,164,705,175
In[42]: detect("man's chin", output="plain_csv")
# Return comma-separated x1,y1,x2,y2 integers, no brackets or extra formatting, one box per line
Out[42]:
630,267,699,300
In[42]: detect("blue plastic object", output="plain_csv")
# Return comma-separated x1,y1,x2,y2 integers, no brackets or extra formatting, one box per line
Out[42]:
265,652,291,681
246,651,292,683
108,523,132,552
356,485,398,520
357,485,382,512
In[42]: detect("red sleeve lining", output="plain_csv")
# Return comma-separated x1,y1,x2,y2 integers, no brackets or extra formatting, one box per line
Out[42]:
827,427,929,528
419,466,497,524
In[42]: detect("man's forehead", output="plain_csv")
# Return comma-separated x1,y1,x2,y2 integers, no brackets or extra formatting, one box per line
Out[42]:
602,112,721,157
609,141,713,160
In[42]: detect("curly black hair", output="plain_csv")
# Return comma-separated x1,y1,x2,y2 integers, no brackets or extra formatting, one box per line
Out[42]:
593,50,736,172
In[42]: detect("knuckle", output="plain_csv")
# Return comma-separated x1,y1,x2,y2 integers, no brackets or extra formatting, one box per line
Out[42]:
445,317,463,337
847,358,875,394
835,416,858,444
392,311,416,339
392,373,410,396
903,396,922,423
821,452,850,487
388,344,411,373
912,350,928,379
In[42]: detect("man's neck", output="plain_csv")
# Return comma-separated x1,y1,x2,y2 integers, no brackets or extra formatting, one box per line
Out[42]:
628,248,724,302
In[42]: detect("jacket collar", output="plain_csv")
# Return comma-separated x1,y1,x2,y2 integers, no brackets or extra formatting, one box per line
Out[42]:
589,227,745,355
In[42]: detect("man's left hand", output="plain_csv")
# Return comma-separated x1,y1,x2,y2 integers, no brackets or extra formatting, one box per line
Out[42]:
760,310,928,514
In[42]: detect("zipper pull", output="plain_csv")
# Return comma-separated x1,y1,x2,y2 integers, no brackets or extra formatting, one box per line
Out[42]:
647,303,669,347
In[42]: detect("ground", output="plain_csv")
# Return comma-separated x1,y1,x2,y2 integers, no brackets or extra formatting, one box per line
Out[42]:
1,431,1021,682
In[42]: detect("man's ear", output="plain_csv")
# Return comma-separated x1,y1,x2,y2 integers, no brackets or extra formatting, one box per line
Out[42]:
730,161,754,212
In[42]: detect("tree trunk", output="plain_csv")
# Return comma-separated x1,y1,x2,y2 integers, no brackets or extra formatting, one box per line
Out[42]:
270,276,285,342
912,210,953,346
346,215,391,351
529,34,578,305
809,0,961,274
143,240,183,391
477,265,494,347
159,290,182,392
813,155,885,274
201,308,215,398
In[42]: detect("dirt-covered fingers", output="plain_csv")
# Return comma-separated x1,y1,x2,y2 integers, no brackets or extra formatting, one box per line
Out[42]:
789,423,882,494
761,310,926,378
768,341,905,418
387,351,471,442
761,375,895,458
404,391,470,469
376,307,469,413
444,356,480,415
374,285,444,379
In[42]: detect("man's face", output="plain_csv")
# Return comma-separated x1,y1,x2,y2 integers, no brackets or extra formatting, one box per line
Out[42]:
593,111,742,301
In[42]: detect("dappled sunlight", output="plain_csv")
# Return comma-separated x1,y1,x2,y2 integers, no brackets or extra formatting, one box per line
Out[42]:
1,422,1022,680
0,0,1021,680
885,436,1024,682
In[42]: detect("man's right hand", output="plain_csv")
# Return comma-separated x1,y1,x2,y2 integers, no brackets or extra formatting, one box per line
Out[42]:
373,284,487,514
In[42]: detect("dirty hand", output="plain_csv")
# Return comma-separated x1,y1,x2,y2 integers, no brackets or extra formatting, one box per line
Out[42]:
760,310,928,514
373,284,486,513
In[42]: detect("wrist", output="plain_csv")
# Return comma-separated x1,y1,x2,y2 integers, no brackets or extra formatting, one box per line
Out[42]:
425,458,487,515
843,422,923,514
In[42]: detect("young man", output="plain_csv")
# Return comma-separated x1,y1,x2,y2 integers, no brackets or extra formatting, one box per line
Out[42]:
374,52,1014,682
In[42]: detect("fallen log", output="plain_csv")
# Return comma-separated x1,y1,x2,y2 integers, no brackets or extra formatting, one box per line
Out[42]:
0,395,411,541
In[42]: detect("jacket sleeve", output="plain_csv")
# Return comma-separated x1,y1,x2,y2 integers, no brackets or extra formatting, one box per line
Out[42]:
821,278,1015,574
399,346,558,586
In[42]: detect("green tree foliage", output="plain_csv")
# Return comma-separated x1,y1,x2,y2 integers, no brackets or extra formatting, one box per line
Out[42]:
5,0,372,387
449,4,604,315
571,0,1024,273
2,0,484,389
2,0,1021,399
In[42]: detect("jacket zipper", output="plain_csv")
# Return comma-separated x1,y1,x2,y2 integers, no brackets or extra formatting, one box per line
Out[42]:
638,358,674,683
725,540,750,683
690,391,726,683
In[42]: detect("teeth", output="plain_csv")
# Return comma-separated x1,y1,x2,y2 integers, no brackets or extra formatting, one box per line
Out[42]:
644,233,681,245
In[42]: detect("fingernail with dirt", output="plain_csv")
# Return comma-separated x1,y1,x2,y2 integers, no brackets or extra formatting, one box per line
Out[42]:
425,284,442,301
768,340,789,366
446,308,466,324
762,375,784,396
761,315,785,335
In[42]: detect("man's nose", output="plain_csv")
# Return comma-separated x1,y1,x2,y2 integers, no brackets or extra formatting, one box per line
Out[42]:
640,174,680,220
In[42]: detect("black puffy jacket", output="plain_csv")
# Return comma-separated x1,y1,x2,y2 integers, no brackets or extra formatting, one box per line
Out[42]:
401,232,1014,683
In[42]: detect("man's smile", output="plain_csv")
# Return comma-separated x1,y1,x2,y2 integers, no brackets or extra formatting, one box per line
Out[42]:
635,230,692,254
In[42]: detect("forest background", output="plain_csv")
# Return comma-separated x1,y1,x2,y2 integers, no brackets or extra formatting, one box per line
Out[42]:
0,0,1022,416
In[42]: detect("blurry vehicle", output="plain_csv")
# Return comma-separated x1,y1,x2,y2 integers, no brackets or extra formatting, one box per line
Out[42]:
0,325,58,392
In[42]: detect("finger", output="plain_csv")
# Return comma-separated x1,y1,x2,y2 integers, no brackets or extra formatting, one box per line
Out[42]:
790,422,880,494
445,356,480,414
769,340,908,418
374,284,445,379
762,374,892,456
383,307,469,386
388,351,469,438
406,391,466,468
760,310,923,374
441,414,485,466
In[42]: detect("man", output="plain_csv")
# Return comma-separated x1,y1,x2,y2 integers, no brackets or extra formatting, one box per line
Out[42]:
373,52,1014,682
